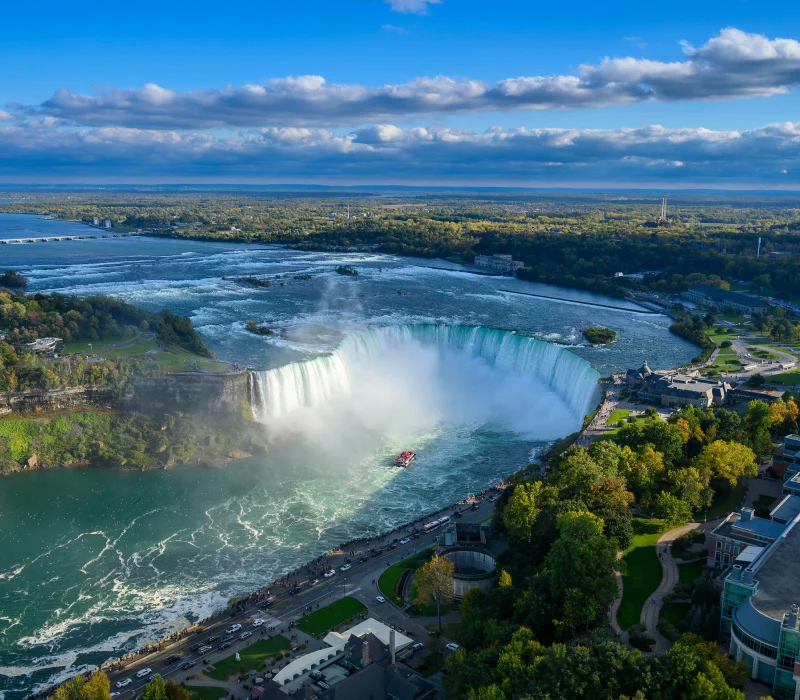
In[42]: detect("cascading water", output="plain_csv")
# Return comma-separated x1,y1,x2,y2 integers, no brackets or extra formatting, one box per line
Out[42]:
248,325,600,441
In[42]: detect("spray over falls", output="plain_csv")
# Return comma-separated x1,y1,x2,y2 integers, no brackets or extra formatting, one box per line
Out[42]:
248,325,600,445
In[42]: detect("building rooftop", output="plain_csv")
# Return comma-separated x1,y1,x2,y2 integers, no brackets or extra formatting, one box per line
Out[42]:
734,596,781,645
688,284,768,309
712,511,787,545
771,495,800,524
751,517,800,621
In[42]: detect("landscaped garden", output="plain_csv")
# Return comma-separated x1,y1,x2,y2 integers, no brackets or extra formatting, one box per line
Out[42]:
296,596,366,636
617,517,665,630
377,548,433,604
205,635,290,680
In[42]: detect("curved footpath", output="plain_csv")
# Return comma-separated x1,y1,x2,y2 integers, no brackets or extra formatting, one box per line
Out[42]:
639,523,701,654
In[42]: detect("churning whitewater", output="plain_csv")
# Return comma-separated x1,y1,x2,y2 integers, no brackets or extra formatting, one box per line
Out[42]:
248,325,600,444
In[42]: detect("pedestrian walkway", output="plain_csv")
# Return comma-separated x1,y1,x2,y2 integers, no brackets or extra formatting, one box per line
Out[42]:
608,550,628,644
639,522,700,653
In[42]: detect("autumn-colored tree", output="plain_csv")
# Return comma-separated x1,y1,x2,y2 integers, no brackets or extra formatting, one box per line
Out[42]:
694,440,757,486
414,554,454,633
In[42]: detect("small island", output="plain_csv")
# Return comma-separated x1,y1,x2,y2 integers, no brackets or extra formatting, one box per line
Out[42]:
583,327,616,345
335,265,358,276
245,320,274,336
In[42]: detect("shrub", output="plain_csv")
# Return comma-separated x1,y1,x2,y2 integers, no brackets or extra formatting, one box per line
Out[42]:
628,624,655,651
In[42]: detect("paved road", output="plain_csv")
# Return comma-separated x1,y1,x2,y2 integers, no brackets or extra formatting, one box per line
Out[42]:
103,495,499,696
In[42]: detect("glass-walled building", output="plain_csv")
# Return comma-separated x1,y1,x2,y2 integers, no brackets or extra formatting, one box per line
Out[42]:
720,515,800,699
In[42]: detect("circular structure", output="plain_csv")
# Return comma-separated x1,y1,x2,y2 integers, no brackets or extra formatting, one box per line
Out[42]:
441,546,497,599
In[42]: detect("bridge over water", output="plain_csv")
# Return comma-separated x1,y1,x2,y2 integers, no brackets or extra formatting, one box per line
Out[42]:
0,232,146,244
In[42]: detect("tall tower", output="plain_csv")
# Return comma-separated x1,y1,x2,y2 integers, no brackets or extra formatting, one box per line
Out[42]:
659,193,668,222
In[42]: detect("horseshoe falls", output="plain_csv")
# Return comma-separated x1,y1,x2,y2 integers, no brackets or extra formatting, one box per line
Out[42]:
249,325,600,446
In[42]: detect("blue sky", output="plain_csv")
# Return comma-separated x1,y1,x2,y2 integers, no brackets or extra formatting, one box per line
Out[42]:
2,0,800,186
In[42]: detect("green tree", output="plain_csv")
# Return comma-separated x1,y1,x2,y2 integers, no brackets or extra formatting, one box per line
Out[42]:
543,511,618,636
414,554,454,633
653,491,693,526
141,674,168,700
503,481,544,542
743,401,773,456
498,569,513,587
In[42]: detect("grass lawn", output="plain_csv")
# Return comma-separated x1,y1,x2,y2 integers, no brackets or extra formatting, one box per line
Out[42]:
607,408,631,425
408,578,442,617
678,561,705,586
296,596,366,636
769,370,800,386
708,328,739,344
617,517,665,631
62,338,121,355
747,346,779,361
106,337,159,357
706,482,744,519
205,635,290,680
660,601,692,628
183,686,228,700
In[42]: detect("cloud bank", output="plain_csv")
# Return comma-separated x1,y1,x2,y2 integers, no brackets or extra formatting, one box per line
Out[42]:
1,119,798,184
23,29,800,129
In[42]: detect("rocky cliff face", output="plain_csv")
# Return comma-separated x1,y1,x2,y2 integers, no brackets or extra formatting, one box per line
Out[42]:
0,372,252,419
125,371,251,419
0,385,118,415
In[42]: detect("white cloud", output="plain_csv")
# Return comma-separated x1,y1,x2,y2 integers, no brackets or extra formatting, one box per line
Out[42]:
25,28,800,129
2,119,800,185
386,0,441,15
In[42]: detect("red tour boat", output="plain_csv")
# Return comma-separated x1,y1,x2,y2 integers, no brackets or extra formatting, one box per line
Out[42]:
394,451,416,467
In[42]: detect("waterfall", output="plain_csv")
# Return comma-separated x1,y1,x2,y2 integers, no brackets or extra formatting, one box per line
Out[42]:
248,325,600,428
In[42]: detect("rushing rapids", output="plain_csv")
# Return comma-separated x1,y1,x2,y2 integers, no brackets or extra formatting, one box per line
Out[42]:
248,325,601,435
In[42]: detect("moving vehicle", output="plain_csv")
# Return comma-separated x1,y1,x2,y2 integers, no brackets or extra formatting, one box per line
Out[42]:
400,537,410,545
340,563,351,572
412,642,425,651
181,661,196,671
223,634,234,642
116,679,132,689
165,654,182,664
253,618,266,627
136,668,153,679
207,635,219,643
198,645,213,655
324,569,336,578
240,630,252,640
225,624,242,634
393,451,416,467
376,595,386,603
220,642,232,650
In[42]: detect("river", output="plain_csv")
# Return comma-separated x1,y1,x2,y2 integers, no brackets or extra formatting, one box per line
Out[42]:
0,214,695,697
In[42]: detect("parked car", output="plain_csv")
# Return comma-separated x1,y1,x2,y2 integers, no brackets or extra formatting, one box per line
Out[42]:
375,595,386,603
115,679,132,689
445,643,460,651
225,624,242,634
136,668,152,679
110,693,120,698
412,642,425,651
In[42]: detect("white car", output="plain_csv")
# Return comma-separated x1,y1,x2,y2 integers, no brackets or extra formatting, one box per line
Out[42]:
400,538,410,545
340,563,352,572
116,679,132,689
226,623,242,634
323,569,336,578
375,595,386,603
252,619,266,627
136,667,152,678
110,694,120,698
240,630,252,640
445,643,460,652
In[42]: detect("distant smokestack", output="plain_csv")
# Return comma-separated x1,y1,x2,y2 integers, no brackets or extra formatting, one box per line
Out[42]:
390,630,396,665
